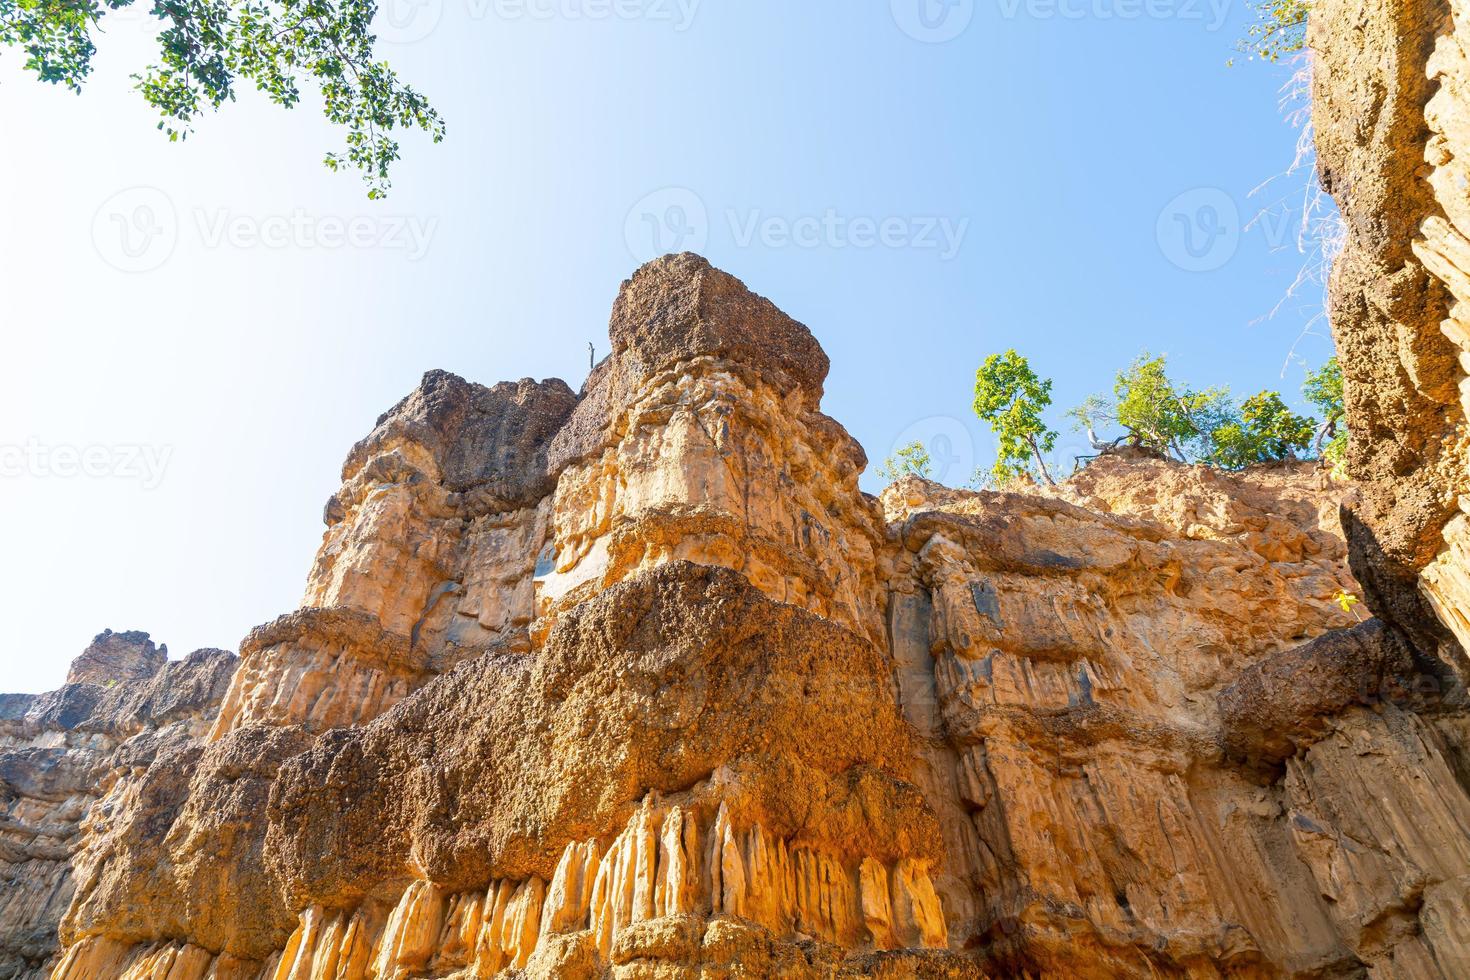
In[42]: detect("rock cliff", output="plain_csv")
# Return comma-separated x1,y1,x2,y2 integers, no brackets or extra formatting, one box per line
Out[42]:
4,4,1466,976
1,633,236,979
1311,0,1470,665
5,246,1461,979
12,18,1470,963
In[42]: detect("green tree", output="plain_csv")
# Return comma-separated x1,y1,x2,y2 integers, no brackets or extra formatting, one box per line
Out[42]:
973,349,1059,485
1208,391,1316,469
1,0,444,196
878,441,932,483
1303,356,1346,467
1074,353,1233,463
1234,0,1310,64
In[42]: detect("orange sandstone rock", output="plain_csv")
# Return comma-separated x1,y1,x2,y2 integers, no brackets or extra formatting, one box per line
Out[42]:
7,236,1470,979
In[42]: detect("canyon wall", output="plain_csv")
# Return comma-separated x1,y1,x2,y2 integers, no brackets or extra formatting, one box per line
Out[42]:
5,250,1465,978
1,3,1463,974
0,632,236,979
1312,0,1470,665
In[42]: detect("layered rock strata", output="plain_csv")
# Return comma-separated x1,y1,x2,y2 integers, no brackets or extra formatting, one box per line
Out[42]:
210,372,578,739
12,245,1470,978
0,634,236,979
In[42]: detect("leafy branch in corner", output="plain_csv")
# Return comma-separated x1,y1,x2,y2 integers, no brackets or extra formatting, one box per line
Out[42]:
0,0,445,196
1231,0,1311,65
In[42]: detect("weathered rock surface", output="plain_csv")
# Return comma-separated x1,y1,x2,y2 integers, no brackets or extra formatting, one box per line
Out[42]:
881,457,1373,978
13,215,1470,980
1293,2,1470,975
64,630,166,687
538,255,882,647
210,373,578,740
1,639,236,979
1312,0,1470,668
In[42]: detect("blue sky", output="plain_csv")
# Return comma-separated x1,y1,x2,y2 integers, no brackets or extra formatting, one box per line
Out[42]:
0,0,1332,691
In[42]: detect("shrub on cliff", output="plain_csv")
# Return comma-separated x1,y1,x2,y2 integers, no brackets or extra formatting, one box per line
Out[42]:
1207,391,1316,469
1069,352,1335,470
1069,353,1233,464
973,350,1059,486
878,442,933,482
1303,356,1346,468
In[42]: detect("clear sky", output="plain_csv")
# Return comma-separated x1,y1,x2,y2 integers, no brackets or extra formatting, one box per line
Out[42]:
0,0,1333,693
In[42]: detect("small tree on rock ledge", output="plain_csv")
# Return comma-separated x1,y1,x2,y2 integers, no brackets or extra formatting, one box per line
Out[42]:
878,441,933,483
973,350,1059,486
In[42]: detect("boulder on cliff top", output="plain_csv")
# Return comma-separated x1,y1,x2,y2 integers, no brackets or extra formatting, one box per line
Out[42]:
65,629,166,687
339,370,578,509
607,252,828,400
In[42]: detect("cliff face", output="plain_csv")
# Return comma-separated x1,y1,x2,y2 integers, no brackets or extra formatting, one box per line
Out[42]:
0,633,236,979
16,19,1470,959
1289,2,1470,975
1311,0,1470,664
2,249,1457,980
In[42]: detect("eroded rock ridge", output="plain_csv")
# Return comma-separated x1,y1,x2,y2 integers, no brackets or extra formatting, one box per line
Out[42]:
6,213,1470,980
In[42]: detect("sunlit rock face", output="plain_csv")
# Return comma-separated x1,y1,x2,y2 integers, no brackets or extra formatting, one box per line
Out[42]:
1311,0,1470,665
879,458,1374,978
208,370,579,741
12,239,1470,979
1266,2,1470,975
0,637,236,979
536,254,885,649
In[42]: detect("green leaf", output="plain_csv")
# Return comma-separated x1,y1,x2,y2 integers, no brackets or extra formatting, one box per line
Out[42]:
2,0,444,196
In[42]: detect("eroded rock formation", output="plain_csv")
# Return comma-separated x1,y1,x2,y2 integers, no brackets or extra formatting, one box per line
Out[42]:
1312,0,1470,664
1,634,236,978
9,169,1470,980
1296,1,1470,974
